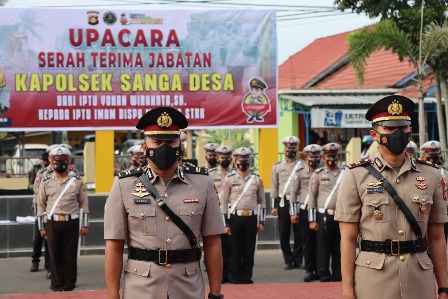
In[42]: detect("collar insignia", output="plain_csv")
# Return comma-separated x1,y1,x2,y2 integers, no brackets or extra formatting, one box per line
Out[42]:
374,158,383,169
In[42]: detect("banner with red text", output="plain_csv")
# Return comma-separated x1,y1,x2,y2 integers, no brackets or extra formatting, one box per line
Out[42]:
0,8,277,131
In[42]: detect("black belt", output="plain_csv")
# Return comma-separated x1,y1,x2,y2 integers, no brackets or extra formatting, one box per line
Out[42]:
361,239,428,256
128,246,202,265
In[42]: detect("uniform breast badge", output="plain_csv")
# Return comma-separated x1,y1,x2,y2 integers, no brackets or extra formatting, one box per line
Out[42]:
420,204,427,213
367,179,384,187
373,208,383,220
132,182,150,198
415,176,428,190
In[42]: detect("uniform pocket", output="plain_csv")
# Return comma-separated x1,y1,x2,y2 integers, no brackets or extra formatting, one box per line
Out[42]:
185,261,201,276
417,255,434,270
128,205,156,236
365,194,390,223
124,259,151,277
179,204,204,235
355,251,385,270
410,193,433,222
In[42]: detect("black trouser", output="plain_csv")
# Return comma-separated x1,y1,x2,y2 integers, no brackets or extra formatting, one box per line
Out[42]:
278,200,303,266
32,219,50,270
316,213,341,281
46,219,79,291
229,214,257,282
220,232,233,281
298,208,317,274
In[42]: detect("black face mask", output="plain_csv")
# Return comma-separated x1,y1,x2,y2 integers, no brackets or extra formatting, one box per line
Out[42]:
237,162,249,171
220,159,231,168
426,156,439,164
377,130,411,155
308,159,320,168
286,150,297,159
146,144,181,170
54,161,68,173
132,160,140,167
207,157,218,168
326,158,338,167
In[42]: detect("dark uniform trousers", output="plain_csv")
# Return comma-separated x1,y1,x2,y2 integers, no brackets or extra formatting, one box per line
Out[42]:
278,199,303,266
220,232,233,282
298,208,317,274
32,219,50,270
316,213,341,282
229,214,258,283
46,219,79,291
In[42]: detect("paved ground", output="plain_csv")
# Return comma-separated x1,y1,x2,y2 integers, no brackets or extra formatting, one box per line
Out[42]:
0,250,342,298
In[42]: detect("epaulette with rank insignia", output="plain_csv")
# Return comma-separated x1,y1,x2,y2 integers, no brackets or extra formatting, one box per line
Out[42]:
73,174,82,180
183,165,208,175
38,168,46,173
118,168,142,179
227,168,237,177
208,166,218,173
415,158,440,169
274,161,281,165
42,176,51,182
69,167,78,173
315,167,324,173
347,159,371,169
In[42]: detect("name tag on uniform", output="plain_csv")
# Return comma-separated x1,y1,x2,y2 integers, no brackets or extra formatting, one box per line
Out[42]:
133,198,151,204
366,187,384,194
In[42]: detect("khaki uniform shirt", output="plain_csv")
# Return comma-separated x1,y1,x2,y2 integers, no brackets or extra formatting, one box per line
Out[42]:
36,173,88,216
104,166,225,299
208,166,230,205
308,167,342,211
335,153,448,299
270,160,304,201
290,165,313,206
221,172,266,215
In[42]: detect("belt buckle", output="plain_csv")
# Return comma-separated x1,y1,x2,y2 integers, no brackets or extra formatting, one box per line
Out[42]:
58,215,66,222
390,240,400,256
158,249,168,265
242,210,250,216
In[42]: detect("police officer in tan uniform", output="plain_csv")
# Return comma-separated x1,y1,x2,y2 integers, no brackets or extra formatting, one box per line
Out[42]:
336,95,448,299
270,136,304,270
204,143,219,168
104,107,224,299
221,147,266,284
421,140,448,242
209,145,234,283
308,142,343,282
36,145,89,292
290,144,322,282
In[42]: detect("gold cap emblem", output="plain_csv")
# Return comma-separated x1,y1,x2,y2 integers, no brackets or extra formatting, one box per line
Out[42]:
157,112,172,128
388,99,403,116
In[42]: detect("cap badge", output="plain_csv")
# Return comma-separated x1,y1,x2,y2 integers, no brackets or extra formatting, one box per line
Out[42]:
157,112,173,128
387,99,403,116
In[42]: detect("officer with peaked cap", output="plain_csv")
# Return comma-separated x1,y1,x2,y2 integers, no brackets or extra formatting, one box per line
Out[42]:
290,144,322,282
421,140,448,241
204,143,220,168
405,140,418,158
209,145,234,283
336,95,448,299
36,145,89,291
308,142,343,282
29,151,51,278
270,136,305,270
221,147,266,284
104,107,225,299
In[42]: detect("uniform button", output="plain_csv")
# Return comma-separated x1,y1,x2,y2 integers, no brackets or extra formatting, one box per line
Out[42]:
373,200,379,205
166,239,172,245
421,198,426,202
139,212,145,219
165,216,171,222
164,193,168,198
400,256,405,261
191,211,195,216
166,264,171,268
133,268,137,273
366,261,371,265
427,262,430,266
396,179,400,184
398,230,404,236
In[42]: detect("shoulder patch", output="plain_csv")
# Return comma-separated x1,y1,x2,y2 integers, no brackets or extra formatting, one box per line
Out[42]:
183,165,208,175
42,176,51,182
347,159,371,169
118,168,142,179
315,167,324,173
415,158,440,169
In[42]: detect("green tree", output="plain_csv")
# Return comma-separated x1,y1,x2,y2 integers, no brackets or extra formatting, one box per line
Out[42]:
346,19,448,145
204,129,250,149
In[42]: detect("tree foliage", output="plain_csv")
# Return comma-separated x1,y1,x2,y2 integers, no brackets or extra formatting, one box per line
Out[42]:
203,129,250,149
